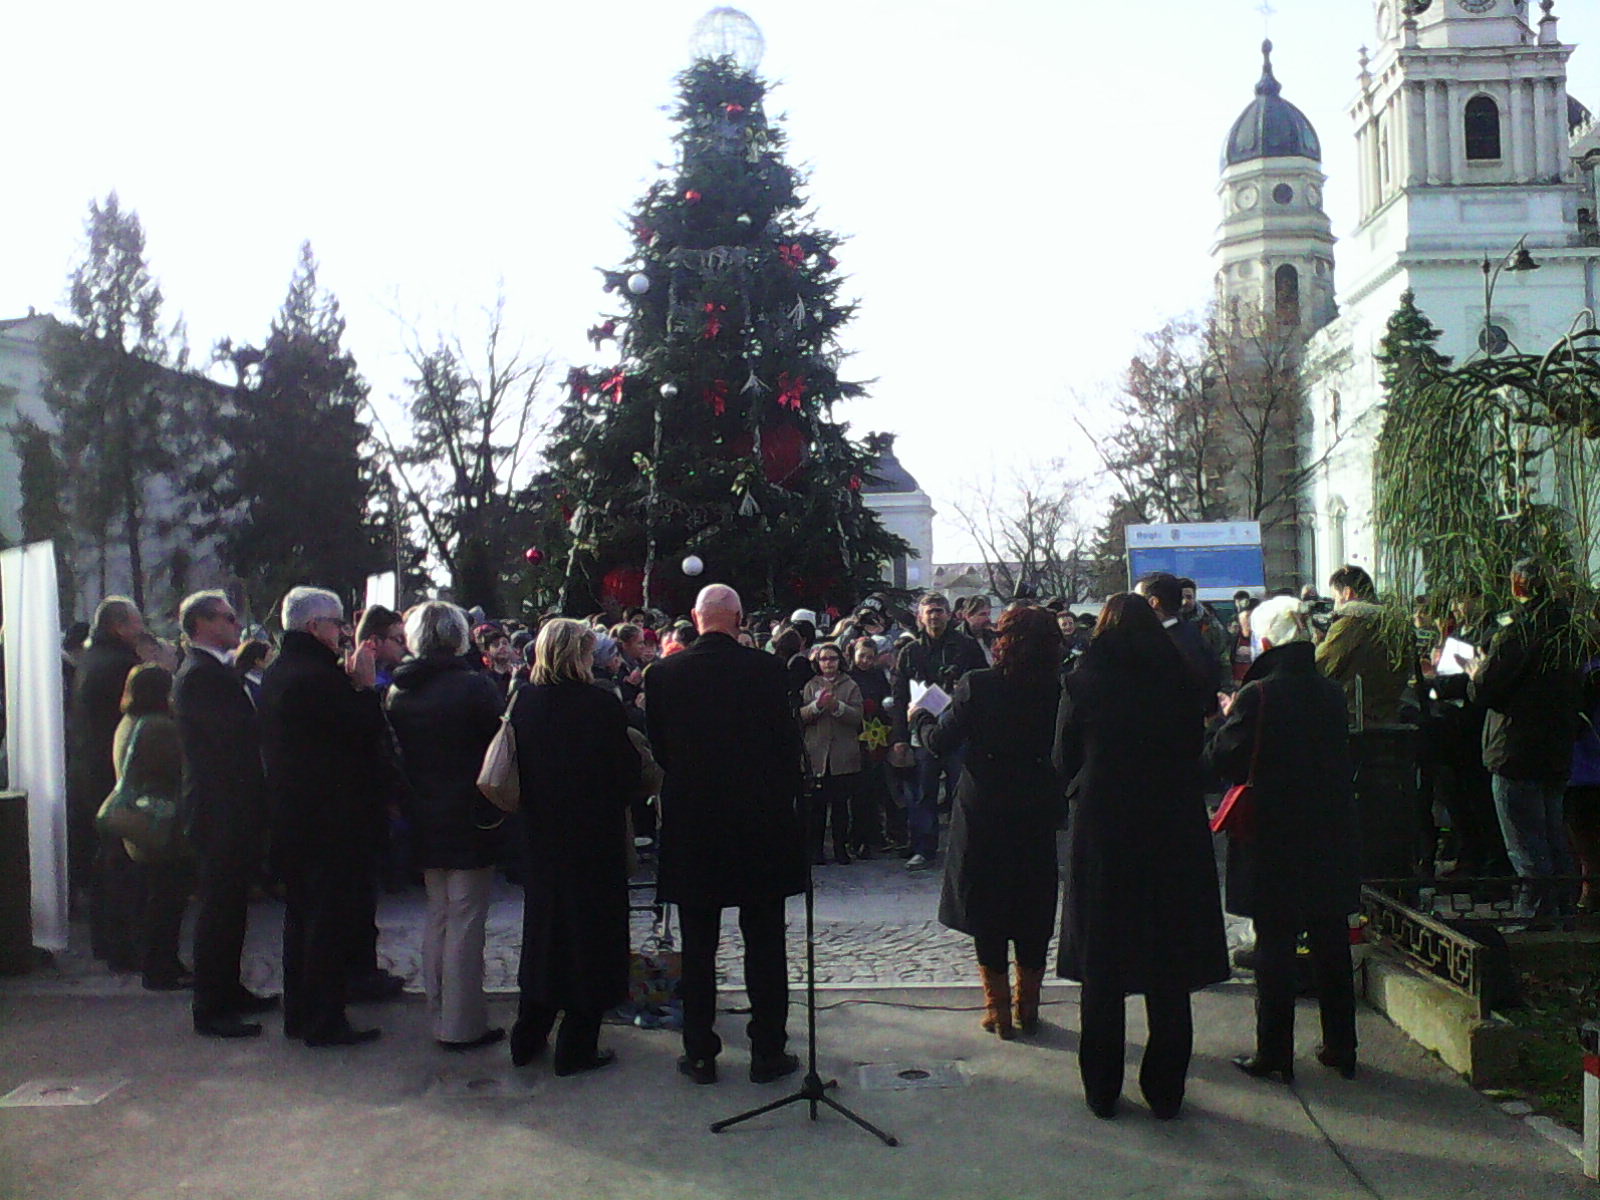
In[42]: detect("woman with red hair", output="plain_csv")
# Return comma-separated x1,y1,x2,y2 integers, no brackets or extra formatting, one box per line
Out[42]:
911,605,1064,1040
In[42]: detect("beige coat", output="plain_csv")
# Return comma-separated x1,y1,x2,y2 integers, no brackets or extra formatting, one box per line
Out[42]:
800,673,864,776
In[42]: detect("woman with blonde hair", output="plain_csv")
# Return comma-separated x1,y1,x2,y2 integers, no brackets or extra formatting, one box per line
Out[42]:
508,618,638,1074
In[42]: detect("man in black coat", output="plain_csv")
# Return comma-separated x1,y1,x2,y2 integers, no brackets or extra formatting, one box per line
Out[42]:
173,590,276,1038
889,592,988,870
259,586,389,1047
646,583,805,1085
68,597,144,966
1136,572,1221,717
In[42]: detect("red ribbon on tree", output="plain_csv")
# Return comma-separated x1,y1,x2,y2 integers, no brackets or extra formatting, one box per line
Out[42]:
849,474,862,492
702,302,727,340
778,243,805,268
684,189,703,203
600,370,626,404
776,372,805,411
704,379,730,416
724,102,746,114
586,319,617,348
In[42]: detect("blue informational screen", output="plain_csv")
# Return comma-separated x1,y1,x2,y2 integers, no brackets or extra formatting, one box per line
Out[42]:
1127,545,1266,592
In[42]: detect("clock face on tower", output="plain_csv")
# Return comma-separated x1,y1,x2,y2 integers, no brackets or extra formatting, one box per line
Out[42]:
1457,0,1496,13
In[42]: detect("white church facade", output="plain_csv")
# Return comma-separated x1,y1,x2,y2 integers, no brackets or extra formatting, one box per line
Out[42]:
1269,0,1600,586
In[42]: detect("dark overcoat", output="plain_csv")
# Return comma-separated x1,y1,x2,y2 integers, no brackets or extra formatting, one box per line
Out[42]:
920,668,1062,944
646,631,805,909
257,630,388,864
68,634,140,819
1204,641,1360,922
385,655,505,871
172,647,266,858
1053,632,1229,994
510,679,635,1012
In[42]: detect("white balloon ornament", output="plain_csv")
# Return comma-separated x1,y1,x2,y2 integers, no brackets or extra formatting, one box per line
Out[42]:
627,272,651,295
660,382,679,400
681,554,705,577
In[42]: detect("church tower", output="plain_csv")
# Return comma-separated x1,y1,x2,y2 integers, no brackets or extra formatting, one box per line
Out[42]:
1213,41,1337,336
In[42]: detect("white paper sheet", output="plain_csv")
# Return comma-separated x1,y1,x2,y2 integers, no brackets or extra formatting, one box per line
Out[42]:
909,681,952,717
1436,637,1479,676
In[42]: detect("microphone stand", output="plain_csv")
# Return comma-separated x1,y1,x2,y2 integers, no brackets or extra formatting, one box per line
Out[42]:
710,774,897,1146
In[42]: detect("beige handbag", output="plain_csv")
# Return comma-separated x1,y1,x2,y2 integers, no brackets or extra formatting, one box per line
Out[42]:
476,694,521,813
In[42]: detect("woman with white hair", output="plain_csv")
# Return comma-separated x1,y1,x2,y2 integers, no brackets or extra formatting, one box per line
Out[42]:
1204,593,1362,1083
507,617,637,1074
385,601,507,1050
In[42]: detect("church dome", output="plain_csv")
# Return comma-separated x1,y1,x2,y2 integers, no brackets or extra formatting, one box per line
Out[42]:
1223,41,1321,169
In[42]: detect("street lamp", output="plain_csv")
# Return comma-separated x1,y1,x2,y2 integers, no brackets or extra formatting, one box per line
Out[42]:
1480,236,1541,356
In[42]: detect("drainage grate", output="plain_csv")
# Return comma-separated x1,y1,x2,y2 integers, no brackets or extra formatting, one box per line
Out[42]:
856,1061,969,1091
424,1069,536,1101
0,1078,128,1108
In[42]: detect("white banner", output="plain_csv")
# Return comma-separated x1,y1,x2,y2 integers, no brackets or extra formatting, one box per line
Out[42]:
364,571,398,614
1,542,68,951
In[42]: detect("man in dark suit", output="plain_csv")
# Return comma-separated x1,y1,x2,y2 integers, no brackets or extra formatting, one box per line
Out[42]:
173,590,277,1038
259,586,389,1047
646,583,805,1085
1136,572,1221,717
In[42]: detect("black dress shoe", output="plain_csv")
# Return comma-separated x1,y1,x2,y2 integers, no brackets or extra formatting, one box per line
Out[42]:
228,991,280,1016
553,1049,616,1077
749,1051,800,1084
439,1027,505,1052
677,1055,718,1085
1086,1094,1119,1120
510,1024,548,1068
304,1025,382,1048
195,1015,263,1039
1232,1054,1294,1084
1314,1045,1357,1079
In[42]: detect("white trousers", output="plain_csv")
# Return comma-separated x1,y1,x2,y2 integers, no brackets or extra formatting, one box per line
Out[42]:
421,867,494,1042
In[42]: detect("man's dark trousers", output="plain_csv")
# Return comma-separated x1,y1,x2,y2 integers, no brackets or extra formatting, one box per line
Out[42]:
677,900,788,1062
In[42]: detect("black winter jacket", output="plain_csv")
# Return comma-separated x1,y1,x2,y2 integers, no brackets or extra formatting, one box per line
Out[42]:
1473,600,1583,783
890,628,988,744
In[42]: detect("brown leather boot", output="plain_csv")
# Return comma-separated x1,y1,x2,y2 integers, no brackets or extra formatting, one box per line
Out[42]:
1014,964,1044,1035
979,964,1015,1039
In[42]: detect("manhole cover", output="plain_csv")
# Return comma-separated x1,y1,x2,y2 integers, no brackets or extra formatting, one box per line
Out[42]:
0,1078,128,1108
856,1061,969,1091
424,1070,534,1101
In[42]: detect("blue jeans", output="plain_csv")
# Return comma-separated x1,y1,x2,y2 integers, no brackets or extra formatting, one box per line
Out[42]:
1491,775,1575,918
910,746,964,858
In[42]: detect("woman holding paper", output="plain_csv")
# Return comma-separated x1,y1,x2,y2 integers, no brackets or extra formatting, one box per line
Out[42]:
912,606,1064,1041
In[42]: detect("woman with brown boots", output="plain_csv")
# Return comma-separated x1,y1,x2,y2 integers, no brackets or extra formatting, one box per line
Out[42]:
911,605,1064,1039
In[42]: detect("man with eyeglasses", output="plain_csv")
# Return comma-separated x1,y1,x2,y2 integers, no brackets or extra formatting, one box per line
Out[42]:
174,590,277,1037
259,586,389,1046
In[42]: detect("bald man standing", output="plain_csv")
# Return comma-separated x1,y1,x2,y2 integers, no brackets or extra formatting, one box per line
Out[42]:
646,584,805,1085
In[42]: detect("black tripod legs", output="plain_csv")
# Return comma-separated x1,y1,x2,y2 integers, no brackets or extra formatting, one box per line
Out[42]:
710,1073,899,1146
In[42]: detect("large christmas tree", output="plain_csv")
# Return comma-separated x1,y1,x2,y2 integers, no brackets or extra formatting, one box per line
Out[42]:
533,12,907,617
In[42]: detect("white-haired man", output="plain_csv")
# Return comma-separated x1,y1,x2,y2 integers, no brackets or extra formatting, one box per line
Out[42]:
646,583,805,1085
258,586,389,1047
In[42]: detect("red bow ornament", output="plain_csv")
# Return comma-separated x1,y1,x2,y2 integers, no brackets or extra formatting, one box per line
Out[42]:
778,243,805,268
776,372,805,411
600,370,626,404
704,379,730,416
702,302,727,340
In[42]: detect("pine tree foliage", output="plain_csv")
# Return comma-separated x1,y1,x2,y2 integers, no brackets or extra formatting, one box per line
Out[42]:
203,244,381,613
40,193,190,611
535,56,906,615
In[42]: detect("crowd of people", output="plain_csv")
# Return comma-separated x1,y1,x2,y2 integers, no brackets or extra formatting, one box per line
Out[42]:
52,552,1596,1117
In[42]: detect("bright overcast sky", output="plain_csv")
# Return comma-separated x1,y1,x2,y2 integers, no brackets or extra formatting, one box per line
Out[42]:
5,1,1599,562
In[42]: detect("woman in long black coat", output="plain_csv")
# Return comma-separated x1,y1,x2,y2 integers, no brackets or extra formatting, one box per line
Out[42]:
508,618,638,1075
913,605,1063,1039
1204,595,1360,1082
385,601,505,1050
1055,594,1229,1120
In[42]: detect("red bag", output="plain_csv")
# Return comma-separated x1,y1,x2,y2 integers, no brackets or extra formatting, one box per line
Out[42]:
1210,685,1267,838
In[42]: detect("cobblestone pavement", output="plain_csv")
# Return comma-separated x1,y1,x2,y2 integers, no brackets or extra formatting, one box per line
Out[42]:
9,844,1253,996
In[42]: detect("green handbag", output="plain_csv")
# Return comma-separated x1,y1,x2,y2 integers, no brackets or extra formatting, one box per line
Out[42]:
95,718,184,864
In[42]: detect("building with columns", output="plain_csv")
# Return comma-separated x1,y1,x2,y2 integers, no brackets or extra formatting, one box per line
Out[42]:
1295,0,1600,583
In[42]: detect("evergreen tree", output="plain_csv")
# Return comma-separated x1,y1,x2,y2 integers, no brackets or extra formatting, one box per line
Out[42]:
204,244,381,613
535,53,906,615
1375,289,1452,400
41,193,186,610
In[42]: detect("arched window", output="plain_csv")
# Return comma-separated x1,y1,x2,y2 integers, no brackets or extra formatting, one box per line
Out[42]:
1465,95,1501,161
1275,264,1301,327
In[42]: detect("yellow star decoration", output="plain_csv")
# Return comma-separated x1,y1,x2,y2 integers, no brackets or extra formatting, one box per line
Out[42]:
859,717,891,751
